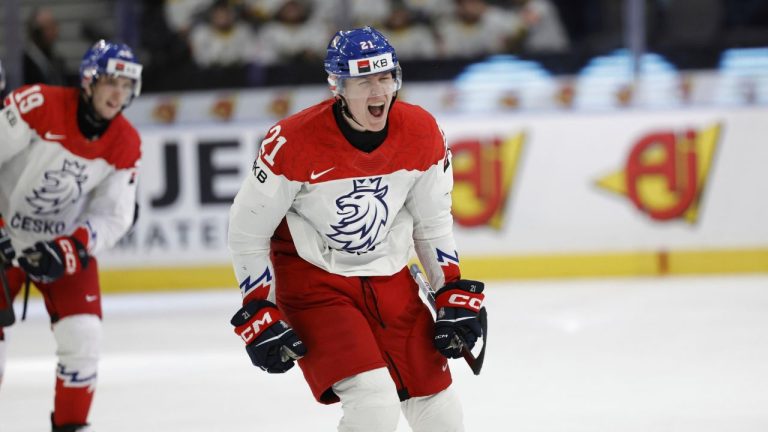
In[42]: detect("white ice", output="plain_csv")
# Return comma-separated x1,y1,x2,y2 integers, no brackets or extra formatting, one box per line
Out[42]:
1,275,767,431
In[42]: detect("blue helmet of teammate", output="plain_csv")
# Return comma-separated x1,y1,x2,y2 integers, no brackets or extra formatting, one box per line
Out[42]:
79,40,143,105
324,26,402,97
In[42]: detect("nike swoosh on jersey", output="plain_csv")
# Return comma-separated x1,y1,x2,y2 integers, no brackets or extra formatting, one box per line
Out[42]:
44,131,67,140
310,167,335,180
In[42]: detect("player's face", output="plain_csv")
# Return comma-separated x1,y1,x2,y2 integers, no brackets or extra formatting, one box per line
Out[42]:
342,71,396,132
89,75,134,120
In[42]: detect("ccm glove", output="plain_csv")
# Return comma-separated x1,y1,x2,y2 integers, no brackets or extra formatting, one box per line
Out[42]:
433,279,485,358
0,218,15,264
231,300,306,373
17,236,89,284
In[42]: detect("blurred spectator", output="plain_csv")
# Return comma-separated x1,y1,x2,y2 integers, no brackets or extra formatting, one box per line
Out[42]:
256,0,328,66
348,0,392,28
401,0,455,22
512,0,569,53
296,0,391,29
436,0,523,58
23,7,68,85
381,6,438,60
189,0,255,67
164,0,214,36
243,0,286,23
144,0,194,67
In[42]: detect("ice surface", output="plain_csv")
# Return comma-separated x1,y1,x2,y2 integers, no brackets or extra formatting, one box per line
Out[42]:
2,275,767,431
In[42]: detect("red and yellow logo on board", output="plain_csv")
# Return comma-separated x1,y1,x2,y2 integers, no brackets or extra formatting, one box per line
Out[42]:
451,133,525,228
152,97,178,124
597,124,721,222
269,92,293,118
211,94,237,121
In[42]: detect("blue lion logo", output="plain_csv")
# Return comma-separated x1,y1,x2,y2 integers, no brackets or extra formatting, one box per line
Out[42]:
328,177,389,252
26,160,88,216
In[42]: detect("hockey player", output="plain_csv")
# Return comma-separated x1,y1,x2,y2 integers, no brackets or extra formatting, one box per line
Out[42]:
0,40,142,431
229,27,485,431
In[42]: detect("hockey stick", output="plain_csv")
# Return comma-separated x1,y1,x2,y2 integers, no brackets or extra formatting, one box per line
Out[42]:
0,264,15,326
409,264,487,375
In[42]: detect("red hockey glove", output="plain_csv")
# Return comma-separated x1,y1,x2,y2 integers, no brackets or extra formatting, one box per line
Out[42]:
18,236,89,284
231,299,306,373
433,279,485,359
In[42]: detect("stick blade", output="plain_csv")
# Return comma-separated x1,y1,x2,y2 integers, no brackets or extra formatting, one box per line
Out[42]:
467,306,488,375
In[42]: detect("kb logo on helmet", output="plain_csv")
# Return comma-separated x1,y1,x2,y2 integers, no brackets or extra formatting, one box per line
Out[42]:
349,53,393,76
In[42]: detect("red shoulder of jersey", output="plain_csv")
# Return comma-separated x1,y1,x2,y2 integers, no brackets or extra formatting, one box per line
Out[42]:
257,98,337,181
258,98,445,182
8,84,141,170
388,101,446,168
7,84,69,131
97,115,142,170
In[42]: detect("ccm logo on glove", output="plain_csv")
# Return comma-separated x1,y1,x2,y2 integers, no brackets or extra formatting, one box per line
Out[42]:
230,299,307,373
445,293,482,311
235,307,276,344
435,288,484,312
57,237,81,275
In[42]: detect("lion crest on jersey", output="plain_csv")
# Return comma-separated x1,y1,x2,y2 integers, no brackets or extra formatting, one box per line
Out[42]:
26,159,88,215
328,177,389,252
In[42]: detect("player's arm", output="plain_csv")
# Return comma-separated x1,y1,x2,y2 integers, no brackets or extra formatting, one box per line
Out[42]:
229,139,306,373
405,128,461,289
74,165,140,254
0,87,37,166
405,127,485,359
228,156,300,305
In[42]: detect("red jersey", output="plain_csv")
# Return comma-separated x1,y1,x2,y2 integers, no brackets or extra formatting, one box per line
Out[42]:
0,84,141,253
229,98,461,303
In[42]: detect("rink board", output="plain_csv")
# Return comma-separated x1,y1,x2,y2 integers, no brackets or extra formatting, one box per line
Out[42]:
95,106,768,292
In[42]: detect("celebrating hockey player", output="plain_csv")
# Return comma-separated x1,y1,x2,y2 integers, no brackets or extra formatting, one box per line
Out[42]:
229,27,485,431
0,40,142,431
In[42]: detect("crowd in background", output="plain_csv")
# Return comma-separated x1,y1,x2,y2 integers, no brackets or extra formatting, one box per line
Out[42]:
12,0,768,93
160,0,569,67
135,0,573,90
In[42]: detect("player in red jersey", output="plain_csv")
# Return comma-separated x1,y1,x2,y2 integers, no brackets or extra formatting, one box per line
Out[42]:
0,40,142,432
229,27,486,431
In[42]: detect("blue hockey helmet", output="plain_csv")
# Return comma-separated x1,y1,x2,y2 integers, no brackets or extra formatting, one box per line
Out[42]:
79,40,142,104
324,27,402,97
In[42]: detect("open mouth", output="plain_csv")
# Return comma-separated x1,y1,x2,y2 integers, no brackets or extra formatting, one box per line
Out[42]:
368,103,385,118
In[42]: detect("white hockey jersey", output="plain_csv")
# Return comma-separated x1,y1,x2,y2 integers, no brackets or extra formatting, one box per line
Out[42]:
229,99,462,303
0,84,141,255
